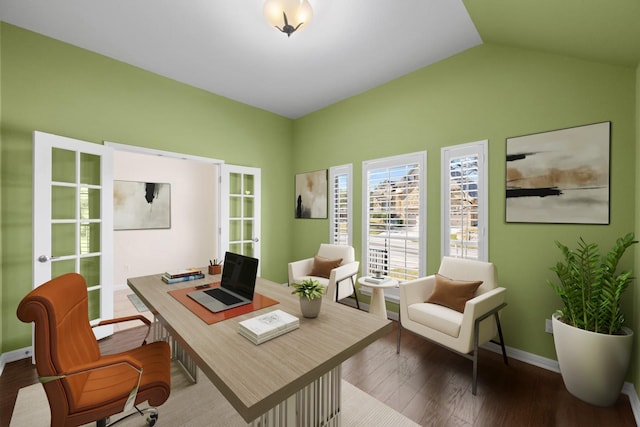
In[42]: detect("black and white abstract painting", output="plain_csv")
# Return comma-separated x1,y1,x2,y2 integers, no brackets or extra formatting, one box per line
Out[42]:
114,180,171,229
505,122,610,224
295,170,327,219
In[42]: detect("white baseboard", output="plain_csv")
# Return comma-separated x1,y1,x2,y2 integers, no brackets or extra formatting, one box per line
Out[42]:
0,346,33,375
482,341,560,373
482,341,640,424
623,382,640,423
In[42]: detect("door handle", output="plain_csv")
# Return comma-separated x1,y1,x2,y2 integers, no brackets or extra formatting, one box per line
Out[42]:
37,255,59,263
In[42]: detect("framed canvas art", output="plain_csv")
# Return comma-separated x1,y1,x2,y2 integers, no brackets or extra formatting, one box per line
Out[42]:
114,180,171,230
295,170,328,219
505,121,610,224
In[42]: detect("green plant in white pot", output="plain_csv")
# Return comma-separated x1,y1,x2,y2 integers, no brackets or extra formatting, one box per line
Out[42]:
291,278,325,318
548,232,637,406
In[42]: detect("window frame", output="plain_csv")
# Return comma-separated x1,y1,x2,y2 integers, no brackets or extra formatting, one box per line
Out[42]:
329,164,353,245
361,152,427,302
440,140,488,261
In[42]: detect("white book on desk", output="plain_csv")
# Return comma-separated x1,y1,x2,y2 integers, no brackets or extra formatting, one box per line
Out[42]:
364,276,392,285
238,309,299,345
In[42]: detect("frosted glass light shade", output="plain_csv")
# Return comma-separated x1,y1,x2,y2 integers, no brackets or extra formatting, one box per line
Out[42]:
263,0,313,35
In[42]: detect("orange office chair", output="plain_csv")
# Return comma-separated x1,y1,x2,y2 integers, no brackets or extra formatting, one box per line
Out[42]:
17,273,171,427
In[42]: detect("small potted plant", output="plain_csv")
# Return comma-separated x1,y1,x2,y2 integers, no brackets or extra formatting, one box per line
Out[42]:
291,278,325,318
548,232,636,406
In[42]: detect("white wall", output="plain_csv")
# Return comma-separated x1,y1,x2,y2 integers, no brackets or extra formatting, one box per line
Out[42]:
113,150,218,286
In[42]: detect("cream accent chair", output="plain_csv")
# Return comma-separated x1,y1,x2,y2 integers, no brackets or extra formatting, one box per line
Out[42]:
288,243,360,308
397,256,508,395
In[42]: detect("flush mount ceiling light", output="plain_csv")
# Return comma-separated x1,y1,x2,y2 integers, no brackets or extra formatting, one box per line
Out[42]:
263,0,313,38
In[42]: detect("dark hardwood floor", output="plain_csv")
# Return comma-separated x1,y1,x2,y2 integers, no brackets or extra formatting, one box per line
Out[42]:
1,322,635,426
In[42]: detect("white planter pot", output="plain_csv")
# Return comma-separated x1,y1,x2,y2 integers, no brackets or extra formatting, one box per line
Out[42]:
300,297,322,318
552,313,633,406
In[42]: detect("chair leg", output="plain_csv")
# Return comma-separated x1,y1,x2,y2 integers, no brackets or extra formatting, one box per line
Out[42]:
350,276,360,309
472,321,480,395
494,312,508,365
337,277,361,309
471,310,508,395
396,310,402,354
102,406,159,427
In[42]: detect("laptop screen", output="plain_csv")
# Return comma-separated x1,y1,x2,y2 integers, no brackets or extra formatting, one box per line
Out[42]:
220,252,258,300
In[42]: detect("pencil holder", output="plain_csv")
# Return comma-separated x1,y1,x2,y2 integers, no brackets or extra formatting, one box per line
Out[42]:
208,264,222,275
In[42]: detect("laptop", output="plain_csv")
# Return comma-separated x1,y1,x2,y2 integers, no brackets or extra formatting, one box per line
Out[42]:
187,252,258,313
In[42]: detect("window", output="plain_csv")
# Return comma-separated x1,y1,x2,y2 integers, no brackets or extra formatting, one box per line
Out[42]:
362,152,426,301
329,164,352,245
441,140,488,261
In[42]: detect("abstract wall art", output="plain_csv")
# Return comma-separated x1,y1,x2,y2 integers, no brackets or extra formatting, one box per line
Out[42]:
295,170,327,219
114,180,171,229
505,121,610,224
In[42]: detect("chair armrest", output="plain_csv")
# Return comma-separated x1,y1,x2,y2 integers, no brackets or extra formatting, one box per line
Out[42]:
399,275,436,306
95,315,152,345
97,315,151,327
455,287,507,351
330,261,359,283
288,257,314,284
326,261,359,301
463,287,507,320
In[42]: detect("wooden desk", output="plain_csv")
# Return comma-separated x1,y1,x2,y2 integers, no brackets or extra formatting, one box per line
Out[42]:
128,273,392,425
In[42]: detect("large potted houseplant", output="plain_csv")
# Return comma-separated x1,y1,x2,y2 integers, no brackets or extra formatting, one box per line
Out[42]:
291,278,325,318
548,232,637,406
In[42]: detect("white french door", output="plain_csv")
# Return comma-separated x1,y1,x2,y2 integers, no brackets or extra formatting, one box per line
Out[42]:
33,131,114,340
220,165,261,274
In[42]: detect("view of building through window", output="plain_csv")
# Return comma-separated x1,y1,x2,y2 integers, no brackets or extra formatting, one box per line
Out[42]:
364,153,425,282
442,140,487,261
447,154,480,259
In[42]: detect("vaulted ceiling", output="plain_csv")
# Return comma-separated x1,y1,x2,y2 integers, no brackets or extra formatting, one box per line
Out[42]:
1,0,638,119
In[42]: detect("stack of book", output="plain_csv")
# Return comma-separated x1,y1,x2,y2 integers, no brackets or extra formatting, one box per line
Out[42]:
238,309,299,345
364,275,392,285
161,268,205,284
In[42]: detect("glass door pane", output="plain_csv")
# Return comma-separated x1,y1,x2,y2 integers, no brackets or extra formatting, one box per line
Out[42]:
33,131,113,341
227,172,255,256
221,165,261,267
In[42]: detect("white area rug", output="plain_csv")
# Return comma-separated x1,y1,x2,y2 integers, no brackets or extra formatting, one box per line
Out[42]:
11,363,418,426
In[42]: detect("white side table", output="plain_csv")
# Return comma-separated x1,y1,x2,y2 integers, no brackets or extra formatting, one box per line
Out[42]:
357,276,399,319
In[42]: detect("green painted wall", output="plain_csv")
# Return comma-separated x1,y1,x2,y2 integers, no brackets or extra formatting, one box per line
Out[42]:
0,23,3,351
0,23,293,352
291,44,637,361
634,63,640,394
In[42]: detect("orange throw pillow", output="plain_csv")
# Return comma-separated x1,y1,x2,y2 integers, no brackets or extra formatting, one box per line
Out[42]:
425,274,483,313
309,256,343,279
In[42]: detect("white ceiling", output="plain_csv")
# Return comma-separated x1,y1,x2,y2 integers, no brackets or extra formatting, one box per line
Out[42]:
0,0,482,118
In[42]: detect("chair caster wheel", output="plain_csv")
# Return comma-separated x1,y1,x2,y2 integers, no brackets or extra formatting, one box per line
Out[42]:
146,409,159,426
